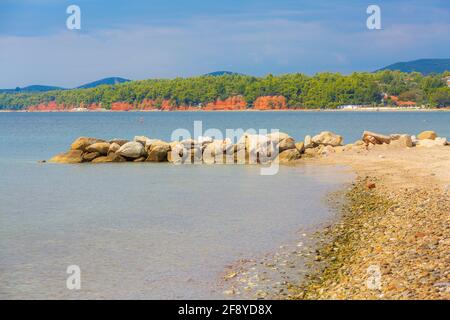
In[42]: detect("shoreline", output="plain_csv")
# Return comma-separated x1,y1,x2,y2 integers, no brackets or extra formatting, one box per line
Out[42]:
1,108,449,113
292,146,450,299
220,145,449,299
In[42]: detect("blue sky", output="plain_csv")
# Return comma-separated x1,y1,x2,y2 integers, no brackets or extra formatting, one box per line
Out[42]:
0,0,449,87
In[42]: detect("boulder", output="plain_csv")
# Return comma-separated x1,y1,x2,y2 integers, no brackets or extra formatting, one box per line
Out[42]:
415,137,447,148
267,132,290,142
147,140,171,153
295,142,305,154
278,137,296,152
92,153,126,163
390,134,413,148
108,142,121,154
146,145,169,162
134,136,152,146
277,149,301,163
70,137,104,151
362,131,391,145
312,131,343,146
109,139,128,146
417,131,437,140
133,157,146,162
85,142,110,155
319,145,335,156
82,152,101,162
49,150,83,164
304,135,315,148
116,141,145,159
167,143,185,164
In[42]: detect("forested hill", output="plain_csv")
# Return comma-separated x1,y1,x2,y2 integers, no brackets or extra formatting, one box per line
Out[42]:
377,59,450,75
1,71,449,111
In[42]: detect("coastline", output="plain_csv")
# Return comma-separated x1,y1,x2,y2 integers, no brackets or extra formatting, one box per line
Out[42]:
1,108,449,113
292,145,450,299
220,145,449,299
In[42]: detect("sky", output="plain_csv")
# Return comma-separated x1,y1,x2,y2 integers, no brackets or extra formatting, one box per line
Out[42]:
0,0,449,88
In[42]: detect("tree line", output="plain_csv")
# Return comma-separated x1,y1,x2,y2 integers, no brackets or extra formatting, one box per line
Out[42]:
1,70,449,110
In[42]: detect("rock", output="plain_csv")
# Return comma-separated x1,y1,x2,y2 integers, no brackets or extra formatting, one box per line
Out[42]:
70,137,104,151
312,131,343,146
133,156,146,162
304,135,315,148
354,140,365,146
109,139,128,146
277,149,300,163
85,142,110,155
167,143,184,164
295,142,305,154
49,150,83,163
203,142,220,164
146,145,168,162
390,134,413,148
415,137,447,148
304,147,318,156
108,142,121,154
319,145,335,156
362,131,391,145
366,181,376,189
134,136,152,146
82,152,101,162
278,137,296,152
92,153,126,163
197,136,213,145
116,141,145,158
417,131,437,140
147,140,171,153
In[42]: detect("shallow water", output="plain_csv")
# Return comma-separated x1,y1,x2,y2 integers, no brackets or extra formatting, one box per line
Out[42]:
0,111,448,299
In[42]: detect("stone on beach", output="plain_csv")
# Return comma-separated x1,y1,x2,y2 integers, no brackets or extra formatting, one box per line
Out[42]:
295,142,305,154
277,149,301,163
312,131,343,147
389,134,413,148
362,131,391,145
108,142,121,154
417,131,437,140
116,141,146,158
304,135,314,149
415,137,447,148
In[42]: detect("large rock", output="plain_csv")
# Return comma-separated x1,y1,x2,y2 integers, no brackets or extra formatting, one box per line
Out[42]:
85,142,110,155
146,145,169,162
312,131,343,146
116,141,145,158
417,131,437,140
415,137,447,148
92,153,127,163
390,134,413,148
277,149,300,163
82,152,101,162
362,131,391,145
50,150,83,163
304,135,314,149
278,137,296,152
109,139,128,146
108,142,121,154
70,137,104,151
295,142,305,154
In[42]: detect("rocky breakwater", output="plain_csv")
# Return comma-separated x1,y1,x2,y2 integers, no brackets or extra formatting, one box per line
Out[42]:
49,132,308,165
48,130,448,165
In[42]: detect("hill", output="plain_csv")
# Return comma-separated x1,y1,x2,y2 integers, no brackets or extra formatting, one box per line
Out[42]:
204,71,242,76
377,59,450,75
77,77,130,89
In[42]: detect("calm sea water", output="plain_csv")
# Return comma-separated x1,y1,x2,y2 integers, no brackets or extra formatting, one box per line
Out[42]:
0,111,448,299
